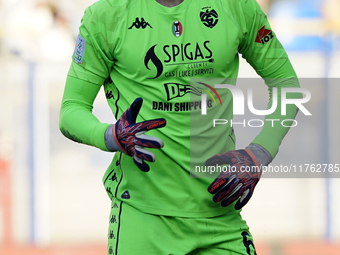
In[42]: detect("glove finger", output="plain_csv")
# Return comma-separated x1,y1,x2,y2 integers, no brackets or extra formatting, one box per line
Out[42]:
135,134,164,149
133,154,150,172
135,145,156,162
220,183,245,207
128,98,143,124
133,118,166,133
207,170,235,194
211,175,239,203
234,188,253,210
205,152,233,167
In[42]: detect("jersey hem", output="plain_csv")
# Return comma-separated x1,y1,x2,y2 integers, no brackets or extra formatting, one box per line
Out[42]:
115,199,238,218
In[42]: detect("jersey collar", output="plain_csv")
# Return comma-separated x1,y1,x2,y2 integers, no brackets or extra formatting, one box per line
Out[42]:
149,0,193,14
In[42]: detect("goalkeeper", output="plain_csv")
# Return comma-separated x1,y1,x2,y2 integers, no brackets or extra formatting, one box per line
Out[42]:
59,0,300,254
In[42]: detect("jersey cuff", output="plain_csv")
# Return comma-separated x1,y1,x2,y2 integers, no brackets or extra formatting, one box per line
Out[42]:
92,123,111,151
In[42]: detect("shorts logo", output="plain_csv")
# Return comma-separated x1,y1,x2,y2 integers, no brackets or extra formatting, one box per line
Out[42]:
121,190,130,199
128,17,152,29
200,8,218,28
255,26,274,44
172,21,183,37
73,35,85,64
242,231,257,255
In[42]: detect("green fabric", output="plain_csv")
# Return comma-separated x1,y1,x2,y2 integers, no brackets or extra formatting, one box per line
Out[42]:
107,200,255,255
60,0,300,217
251,63,301,158
234,0,300,158
59,76,110,151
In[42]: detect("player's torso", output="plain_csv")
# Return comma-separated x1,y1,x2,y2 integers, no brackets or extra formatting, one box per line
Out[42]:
101,0,241,216
101,0,239,173
107,0,241,108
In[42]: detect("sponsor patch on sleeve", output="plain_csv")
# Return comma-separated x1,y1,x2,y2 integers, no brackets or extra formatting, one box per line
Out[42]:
73,35,85,64
255,26,274,45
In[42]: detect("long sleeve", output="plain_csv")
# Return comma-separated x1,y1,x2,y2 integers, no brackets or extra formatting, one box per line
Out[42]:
59,76,110,151
237,0,301,158
59,1,116,151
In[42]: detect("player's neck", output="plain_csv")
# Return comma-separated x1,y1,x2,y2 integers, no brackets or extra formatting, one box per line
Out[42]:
156,0,184,7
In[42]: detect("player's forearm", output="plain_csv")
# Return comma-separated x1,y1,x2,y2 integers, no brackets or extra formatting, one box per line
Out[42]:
59,76,110,151
252,59,301,159
59,101,110,150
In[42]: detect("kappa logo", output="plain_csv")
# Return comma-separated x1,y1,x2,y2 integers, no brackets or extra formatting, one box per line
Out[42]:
109,230,115,240
110,215,117,224
255,26,274,44
200,8,218,28
128,17,152,29
106,90,114,99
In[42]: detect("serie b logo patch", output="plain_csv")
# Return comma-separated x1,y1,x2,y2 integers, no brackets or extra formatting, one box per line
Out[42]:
172,21,183,37
255,26,274,44
73,35,85,64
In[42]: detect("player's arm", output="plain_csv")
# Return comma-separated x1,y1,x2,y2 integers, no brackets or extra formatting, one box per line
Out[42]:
238,0,302,158
59,3,114,151
206,0,301,209
59,2,166,171
59,76,110,150
60,80,166,171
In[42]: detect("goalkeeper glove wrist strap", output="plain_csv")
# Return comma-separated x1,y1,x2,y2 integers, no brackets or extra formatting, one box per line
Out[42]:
105,124,122,152
246,143,272,168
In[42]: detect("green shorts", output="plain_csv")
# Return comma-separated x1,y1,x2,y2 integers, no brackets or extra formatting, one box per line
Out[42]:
107,199,257,255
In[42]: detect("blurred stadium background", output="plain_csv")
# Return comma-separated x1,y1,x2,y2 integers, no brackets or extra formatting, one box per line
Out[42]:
0,0,340,254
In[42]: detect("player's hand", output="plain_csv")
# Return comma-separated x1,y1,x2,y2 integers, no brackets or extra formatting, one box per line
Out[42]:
105,98,166,172
206,149,261,210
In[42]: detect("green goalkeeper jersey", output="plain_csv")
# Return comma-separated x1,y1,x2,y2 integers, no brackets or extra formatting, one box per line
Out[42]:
61,0,299,217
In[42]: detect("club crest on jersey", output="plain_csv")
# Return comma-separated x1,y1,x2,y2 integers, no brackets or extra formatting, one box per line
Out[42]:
255,26,274,44
200,7,218,28
172,21,183,37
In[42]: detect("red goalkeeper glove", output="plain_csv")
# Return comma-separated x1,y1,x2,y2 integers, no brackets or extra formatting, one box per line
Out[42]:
105,98,166,172
206,144,271,210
